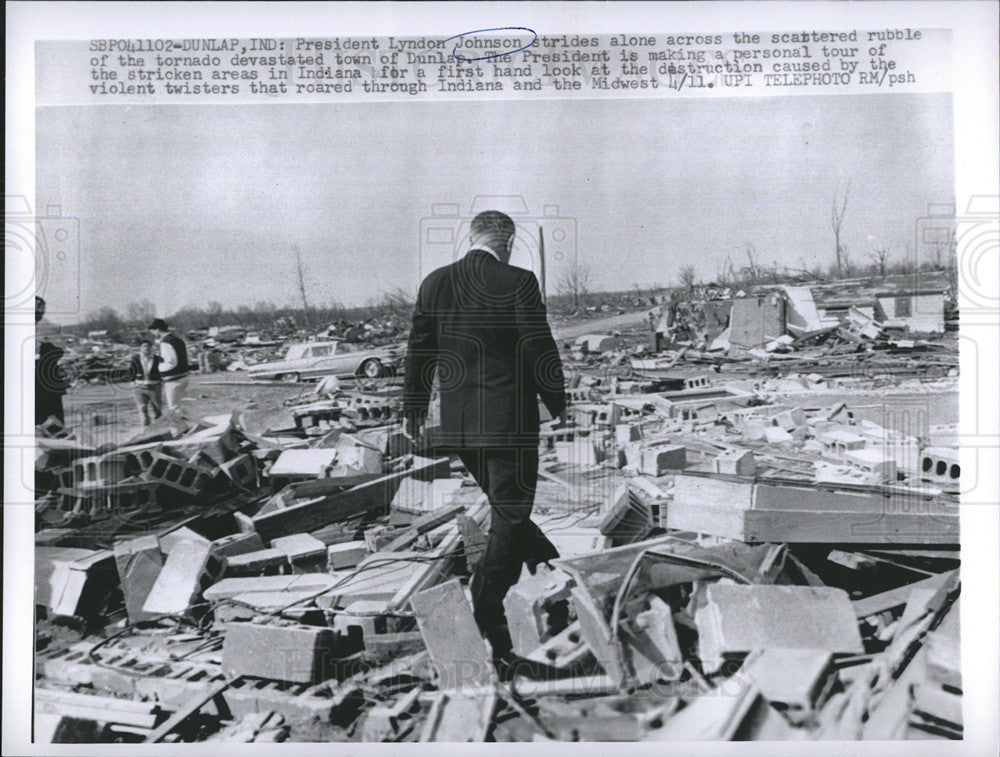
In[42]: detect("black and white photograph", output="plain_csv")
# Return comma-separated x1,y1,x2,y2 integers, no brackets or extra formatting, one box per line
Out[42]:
5,2,999,752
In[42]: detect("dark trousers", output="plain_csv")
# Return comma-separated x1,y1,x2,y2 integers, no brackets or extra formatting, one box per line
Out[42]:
135,383,163,426
455,446,559,658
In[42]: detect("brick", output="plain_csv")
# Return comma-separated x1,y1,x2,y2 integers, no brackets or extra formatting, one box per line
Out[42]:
113,535,164,623
326,540,368,570
142,539,215,616
409,578,494,690
694,584,863,673
222,623,339,683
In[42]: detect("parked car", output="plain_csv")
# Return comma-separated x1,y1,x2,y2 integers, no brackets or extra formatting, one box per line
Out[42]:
246,340,399,382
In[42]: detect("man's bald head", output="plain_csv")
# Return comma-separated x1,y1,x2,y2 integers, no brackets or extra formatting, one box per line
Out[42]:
469,211,516,263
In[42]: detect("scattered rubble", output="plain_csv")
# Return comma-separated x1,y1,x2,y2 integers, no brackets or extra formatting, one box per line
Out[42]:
33,276,960,743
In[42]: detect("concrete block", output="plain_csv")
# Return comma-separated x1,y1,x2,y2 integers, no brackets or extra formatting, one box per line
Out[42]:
763,426,794,444
219,453,257,489
222,622,339,683
745,647,837,714
333,434,384,473
223,547,287,576
390,477,462,515
843,448,897,480
268,449,338,478
270,533,327,568
713,449,755,476
36,547,117,621
772,407,805,431
555,438,600,467
624,595,683,684
503,566,572,657
410,578,494,690
142,452,217,496
598,483,653,544
113,535,164,623
639,444,686,475
159,526,211,556
326,541,368,570
694,584,863,673
210,532,266,558
615,423,642,447
142,539,215,616
919,446,960,482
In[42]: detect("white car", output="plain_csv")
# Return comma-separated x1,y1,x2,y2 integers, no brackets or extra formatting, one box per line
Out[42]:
247,340,399,382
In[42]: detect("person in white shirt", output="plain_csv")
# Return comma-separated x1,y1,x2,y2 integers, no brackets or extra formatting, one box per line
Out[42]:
149,319,190,413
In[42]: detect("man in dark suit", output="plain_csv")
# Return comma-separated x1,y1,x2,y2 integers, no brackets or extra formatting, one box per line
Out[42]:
403,210,567,663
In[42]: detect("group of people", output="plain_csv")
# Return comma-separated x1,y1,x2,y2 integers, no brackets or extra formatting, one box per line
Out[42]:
126,319,191,425
33,300,191,430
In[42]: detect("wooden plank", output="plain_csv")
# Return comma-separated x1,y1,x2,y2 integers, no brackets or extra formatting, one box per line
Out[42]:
35,689,162,728
668,501,959,544
383,502,466,552
852,569,959,619
144,678,234,742
410,578,494,690
745,508,959,544
250,457,449,541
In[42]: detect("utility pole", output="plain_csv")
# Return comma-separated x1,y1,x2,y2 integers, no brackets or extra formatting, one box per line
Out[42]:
293,244,311,329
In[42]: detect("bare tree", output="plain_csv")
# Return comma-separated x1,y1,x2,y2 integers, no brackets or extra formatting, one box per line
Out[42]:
677,265,697,295
556,260,591,313
870,245,890,278
125,299,157,324
715,255,735,287
831,181,851,275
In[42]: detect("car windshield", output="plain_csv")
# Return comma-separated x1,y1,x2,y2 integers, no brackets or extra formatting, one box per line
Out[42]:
337,343,358,353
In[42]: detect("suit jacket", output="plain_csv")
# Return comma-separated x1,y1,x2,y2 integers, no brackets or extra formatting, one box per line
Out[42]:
403,249,566,447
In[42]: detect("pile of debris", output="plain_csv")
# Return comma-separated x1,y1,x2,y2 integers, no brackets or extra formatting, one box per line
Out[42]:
34,348,960,742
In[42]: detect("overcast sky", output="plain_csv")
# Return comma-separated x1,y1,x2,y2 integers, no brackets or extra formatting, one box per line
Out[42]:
37,93,953,323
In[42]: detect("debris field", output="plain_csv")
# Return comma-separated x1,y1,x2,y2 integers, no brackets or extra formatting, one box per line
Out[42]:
33,279,961,743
